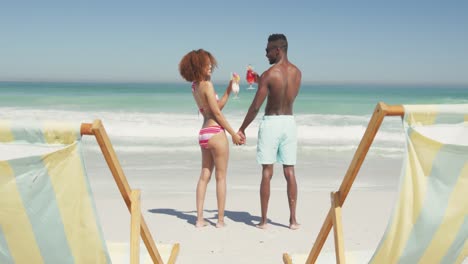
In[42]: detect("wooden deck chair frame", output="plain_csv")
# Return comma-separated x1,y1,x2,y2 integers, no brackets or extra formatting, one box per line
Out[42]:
283,102,404,264
81,120,180,264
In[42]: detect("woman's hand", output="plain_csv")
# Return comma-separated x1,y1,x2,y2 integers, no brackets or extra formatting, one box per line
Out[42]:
226,80,233,94
231,132,244,145
237,130,246,144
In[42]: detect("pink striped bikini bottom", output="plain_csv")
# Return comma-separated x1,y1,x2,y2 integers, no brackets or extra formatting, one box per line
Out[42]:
198,125,224,149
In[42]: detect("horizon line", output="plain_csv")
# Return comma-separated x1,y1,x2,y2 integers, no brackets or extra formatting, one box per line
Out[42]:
1,79,468,87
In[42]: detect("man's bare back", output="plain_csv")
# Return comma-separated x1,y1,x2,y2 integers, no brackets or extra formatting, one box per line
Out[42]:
262,62,301,116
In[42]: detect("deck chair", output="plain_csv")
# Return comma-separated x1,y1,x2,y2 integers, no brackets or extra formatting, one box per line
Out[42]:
283,102,468,264
0,120,179,263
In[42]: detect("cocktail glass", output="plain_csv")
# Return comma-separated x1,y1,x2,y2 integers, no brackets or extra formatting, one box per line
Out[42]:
246,65,255,90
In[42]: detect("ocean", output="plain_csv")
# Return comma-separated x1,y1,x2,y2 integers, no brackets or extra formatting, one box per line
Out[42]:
0,82,468,192
1,81,467,191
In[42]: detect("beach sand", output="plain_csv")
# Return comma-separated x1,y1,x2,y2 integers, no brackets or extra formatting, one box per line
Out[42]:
83,140,402,264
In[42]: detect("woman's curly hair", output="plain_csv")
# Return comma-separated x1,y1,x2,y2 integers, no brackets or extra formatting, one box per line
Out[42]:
178,49,218,82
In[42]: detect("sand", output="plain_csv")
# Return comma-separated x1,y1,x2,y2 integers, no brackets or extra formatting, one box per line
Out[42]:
83,141,403,264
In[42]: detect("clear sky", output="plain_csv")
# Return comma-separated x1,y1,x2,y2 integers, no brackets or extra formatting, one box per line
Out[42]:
1,1,467,84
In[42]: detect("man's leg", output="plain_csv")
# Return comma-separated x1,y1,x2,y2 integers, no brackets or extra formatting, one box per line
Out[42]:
284,165,300,229
258,164,274,229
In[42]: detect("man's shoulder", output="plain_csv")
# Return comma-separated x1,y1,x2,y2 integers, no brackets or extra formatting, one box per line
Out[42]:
264,63,300,77
288,62,302,80
263,64,282,76
260,67,274,81
288,62,301,72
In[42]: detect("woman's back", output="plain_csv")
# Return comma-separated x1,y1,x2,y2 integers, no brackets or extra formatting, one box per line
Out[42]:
192,81,220,128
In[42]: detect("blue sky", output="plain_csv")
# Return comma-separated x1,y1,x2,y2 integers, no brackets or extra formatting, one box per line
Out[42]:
1,1,467,84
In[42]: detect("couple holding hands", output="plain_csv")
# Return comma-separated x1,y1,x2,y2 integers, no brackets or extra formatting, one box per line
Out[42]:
178,34,301,230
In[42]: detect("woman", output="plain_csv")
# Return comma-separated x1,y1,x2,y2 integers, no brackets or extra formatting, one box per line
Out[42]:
179,49,243,228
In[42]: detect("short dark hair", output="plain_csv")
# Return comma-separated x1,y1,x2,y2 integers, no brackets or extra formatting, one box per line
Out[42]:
268,34,288,52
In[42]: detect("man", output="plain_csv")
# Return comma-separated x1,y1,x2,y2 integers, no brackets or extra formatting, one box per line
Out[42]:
238,33,302,229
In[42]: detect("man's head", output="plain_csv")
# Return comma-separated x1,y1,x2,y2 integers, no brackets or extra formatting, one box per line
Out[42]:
265,34,288,64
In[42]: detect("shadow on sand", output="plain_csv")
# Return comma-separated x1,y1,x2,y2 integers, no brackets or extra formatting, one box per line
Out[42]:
148,208,289,228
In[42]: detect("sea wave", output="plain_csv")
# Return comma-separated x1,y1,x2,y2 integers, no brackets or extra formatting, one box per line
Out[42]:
1,107,406,156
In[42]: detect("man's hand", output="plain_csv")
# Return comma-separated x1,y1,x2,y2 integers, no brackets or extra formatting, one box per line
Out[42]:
237,130,246,145
253,72,260,83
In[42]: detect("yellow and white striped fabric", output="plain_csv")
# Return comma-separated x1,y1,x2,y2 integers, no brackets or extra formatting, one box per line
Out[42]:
370,104,468,264
0,121,111,263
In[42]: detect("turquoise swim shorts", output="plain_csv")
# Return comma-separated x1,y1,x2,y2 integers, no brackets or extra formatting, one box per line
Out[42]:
257,115,297,165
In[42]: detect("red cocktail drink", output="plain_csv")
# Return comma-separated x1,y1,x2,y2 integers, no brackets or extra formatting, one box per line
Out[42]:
246,65,255,89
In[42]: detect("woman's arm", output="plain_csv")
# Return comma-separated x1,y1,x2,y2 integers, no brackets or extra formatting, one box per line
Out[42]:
217,80,232,110
202,82,238,137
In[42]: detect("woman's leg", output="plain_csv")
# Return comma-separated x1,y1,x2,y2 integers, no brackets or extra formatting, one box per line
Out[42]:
207,132,229,228
196,147,214,227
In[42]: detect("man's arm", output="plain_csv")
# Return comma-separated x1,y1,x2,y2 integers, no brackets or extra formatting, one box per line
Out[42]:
238,72,269,135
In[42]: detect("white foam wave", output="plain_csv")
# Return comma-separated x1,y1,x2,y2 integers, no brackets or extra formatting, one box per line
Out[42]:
86,144,200,153
298,124,404,144
0,108,405,150
295,114,371,125
0,144,66,160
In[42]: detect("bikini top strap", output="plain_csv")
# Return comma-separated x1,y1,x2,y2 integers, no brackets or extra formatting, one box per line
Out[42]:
191,82,196,92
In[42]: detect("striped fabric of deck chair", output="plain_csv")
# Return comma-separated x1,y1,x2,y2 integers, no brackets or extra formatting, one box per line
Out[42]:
0,120,179,264
283,103,467,264
370,104,468,264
